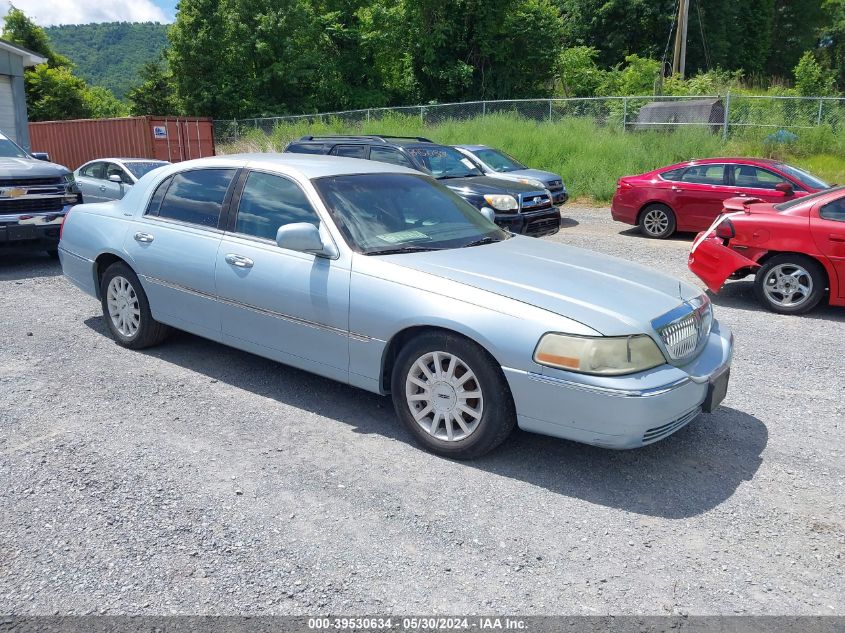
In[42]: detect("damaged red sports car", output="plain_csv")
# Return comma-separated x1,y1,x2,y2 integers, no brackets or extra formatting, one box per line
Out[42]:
688,187,845,314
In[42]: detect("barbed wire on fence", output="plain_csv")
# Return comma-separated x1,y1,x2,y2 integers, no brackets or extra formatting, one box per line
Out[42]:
214,94,845,147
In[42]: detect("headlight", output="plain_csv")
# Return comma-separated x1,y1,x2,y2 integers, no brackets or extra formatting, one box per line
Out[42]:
534,333,666,376
516,177,546,188
483,194,518,211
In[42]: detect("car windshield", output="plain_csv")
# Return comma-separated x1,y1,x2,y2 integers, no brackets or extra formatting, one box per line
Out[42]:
472,148,526,173
124,161,168,179
777,163,829,190
0,136,30,159
774,185,845,211
406,146,484,179
313,173,508,254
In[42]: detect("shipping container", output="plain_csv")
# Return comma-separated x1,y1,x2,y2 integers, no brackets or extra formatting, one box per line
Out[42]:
28,116,216,170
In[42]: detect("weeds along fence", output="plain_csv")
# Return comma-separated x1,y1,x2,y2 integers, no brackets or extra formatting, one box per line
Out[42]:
214,94,845,148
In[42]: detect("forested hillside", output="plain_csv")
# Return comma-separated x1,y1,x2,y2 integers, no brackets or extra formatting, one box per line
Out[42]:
45,22,168,100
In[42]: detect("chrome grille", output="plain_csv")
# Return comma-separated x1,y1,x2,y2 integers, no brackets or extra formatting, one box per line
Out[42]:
653,296,712,361
518,191,552,212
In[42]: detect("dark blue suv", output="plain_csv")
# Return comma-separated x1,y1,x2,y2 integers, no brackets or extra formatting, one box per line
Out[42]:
284,135,561,237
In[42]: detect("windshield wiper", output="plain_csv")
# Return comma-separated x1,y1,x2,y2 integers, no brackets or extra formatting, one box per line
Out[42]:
437,174,475,180
365,246,446,256
462,236,503,248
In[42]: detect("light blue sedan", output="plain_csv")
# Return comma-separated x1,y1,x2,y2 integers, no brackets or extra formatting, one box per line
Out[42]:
58,154,733,458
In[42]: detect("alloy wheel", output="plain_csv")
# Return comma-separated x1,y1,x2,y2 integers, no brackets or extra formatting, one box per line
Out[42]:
405,351,484,442
106,275,141,337
642,208,670,236
762,263,813,308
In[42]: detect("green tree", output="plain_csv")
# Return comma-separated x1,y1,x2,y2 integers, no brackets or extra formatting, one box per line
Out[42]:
793,50,837,95
556,46,603,97
2,5,70,68
127,58,180,115
83,85,129,118
23,65,90,121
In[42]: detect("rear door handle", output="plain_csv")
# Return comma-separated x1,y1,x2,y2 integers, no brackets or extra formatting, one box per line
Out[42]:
671,186,683,192
732,192,748,197
225,253,254,268
830,234,845,243
133,232,154,243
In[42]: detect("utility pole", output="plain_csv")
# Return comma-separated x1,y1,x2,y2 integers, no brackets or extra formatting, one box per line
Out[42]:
672,0,690,77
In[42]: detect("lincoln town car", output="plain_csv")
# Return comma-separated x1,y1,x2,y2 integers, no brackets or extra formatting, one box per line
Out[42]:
59,155,734,458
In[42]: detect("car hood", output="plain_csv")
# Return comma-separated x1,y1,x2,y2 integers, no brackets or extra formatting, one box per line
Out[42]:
385,236,703,335
0,157,70,179
498,169,564,186
440,175,546,197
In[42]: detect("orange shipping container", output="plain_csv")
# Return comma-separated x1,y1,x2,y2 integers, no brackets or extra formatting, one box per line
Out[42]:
28,116,216,170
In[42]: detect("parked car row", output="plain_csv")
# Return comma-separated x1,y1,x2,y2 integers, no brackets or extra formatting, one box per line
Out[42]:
284,135,568,238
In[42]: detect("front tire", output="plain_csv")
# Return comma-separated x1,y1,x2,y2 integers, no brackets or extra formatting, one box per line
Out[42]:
99,262,170,349
639,204,676,239
391,332,516,459
754,254,826,314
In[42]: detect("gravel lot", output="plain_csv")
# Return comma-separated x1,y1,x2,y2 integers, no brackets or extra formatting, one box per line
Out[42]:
1,207,843,616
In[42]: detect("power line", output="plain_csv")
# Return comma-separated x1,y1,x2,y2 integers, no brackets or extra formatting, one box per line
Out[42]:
696,0,712,71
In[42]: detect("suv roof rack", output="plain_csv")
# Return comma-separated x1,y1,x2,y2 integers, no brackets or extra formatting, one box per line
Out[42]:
297,135,435,143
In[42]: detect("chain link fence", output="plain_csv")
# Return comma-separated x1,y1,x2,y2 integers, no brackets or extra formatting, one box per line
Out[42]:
215,94,845,148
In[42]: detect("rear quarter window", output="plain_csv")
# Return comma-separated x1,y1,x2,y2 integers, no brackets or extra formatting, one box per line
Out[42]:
287,143,329,154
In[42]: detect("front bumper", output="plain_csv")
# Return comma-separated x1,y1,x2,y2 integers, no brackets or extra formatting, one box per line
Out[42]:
494,207,561,237
550,189,568,206
502,320,734,449
0,207,72,253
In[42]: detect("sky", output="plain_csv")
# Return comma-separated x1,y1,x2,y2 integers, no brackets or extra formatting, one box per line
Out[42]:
6,0,177,26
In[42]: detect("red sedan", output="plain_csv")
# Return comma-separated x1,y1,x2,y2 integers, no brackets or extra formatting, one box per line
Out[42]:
688,187,845,314
612,158,829,238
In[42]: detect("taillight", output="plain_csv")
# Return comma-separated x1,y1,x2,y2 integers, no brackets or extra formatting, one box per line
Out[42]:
60,208,71,241
715,218,735,240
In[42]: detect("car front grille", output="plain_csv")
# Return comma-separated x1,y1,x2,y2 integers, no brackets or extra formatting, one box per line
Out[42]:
642,408,701,444
518,191,553,213
0,177,63,187
0,197,65,214
654,298,712,361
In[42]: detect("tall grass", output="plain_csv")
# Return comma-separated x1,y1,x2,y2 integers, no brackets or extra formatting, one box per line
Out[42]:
220,114,845,201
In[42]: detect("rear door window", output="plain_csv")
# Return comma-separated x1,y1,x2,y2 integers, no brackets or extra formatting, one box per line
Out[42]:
820,198,845,221
331,145,368,159
680,164,726,185
156,169,236,228
369,146,414,168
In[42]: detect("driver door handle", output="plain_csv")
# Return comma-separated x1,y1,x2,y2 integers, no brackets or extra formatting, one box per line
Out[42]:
99,185,107,191
225,253,254,268
830,234,845,243
133,232,155,243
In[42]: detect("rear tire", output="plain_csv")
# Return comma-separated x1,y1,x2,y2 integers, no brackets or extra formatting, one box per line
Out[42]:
754,254,826,315
639,204,676,239
391,331,516,459
99,262,170,349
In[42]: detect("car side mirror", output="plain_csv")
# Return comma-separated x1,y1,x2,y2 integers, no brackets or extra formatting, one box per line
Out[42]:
479,207,497,224
775,182,794,196
32,152,50,161
276,222,337,258
108,174,124,184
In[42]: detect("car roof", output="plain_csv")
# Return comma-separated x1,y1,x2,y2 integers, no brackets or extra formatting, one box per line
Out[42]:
79,158,170,165
169,153,421,179
292,135,437,149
